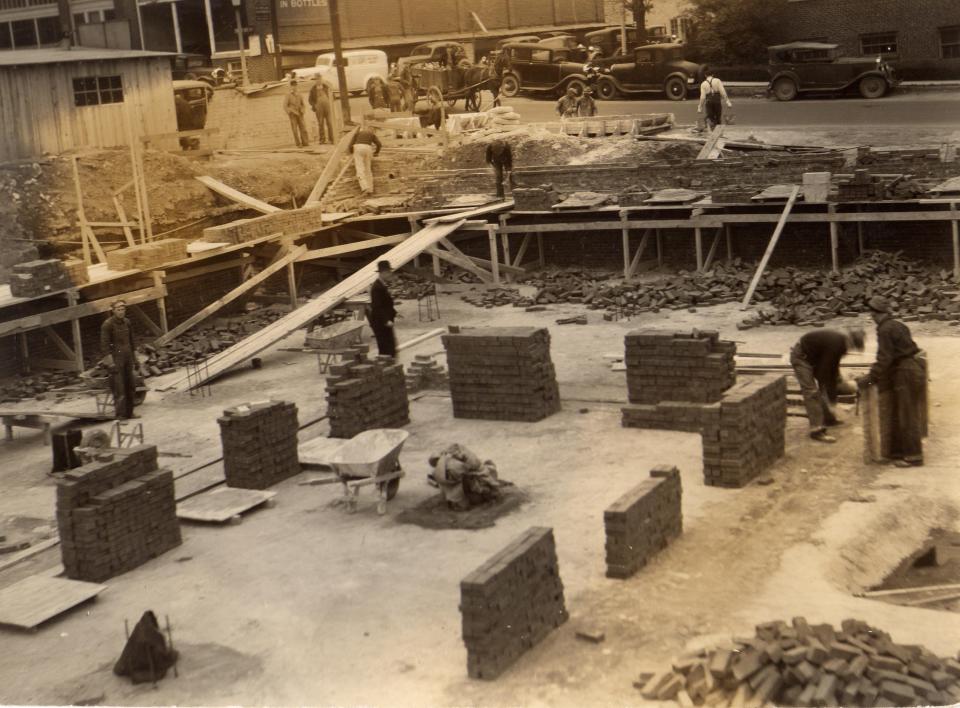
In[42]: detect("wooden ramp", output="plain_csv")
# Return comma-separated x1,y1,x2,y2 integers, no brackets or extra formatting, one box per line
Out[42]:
195,176,281,214
158,201,512,391
0,575,106,631
177,487,277,524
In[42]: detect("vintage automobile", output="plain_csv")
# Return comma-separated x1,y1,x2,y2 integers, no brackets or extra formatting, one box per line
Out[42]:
584,26,673,58
538,34,589,62
593,43,703,101
171,53,224,86
497,42,593,98
767,42,899,101
397,41,467,70
292,49,388,95
497,35,540,49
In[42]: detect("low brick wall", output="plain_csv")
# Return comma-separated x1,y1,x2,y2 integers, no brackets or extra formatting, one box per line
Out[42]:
325,346,409,438
56,445,181,582
622,400,719,433
702,374,787,488
219,400,300,488
604,465,683,579
460,526,568,680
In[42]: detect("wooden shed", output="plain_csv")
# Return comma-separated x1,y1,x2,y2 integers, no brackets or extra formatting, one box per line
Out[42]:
0,47,178,161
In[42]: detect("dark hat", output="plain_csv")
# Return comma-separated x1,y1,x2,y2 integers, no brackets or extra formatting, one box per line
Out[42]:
866,295,890,313
848,327,866,350
376,260,392,272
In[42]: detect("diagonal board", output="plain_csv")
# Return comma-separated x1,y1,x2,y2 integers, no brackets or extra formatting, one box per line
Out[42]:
195,176,281,214
306,127,359,205
696,124,725,160
741,186,800,306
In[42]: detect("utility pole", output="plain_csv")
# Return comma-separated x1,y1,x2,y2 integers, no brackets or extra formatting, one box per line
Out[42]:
620,1,628,54
270,0,283,80
328,0,351,125
231,0,249,86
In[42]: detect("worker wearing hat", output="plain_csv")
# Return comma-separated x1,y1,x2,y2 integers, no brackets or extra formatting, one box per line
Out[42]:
577,86,598,117
857,295,925,467
790,328,865,443
367,260,397,357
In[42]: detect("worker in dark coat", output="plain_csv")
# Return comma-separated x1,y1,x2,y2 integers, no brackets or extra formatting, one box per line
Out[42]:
368,260,397,357
790,328,865,443
857,296,925,467
484,139,513,199
100,300,138,419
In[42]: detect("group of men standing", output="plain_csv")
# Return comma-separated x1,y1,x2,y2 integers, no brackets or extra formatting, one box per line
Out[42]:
555,86,598,120
283,77,337,148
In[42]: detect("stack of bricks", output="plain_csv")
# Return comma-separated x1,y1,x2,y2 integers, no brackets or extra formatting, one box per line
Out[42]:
105,238,188,271
325,345,409,438
460,527,568,680
604,465,683,579
9,259,75,297
701,374,787,488
56,445,181,582
201,206,326,245
62,258,89,286
443,327,561,422
405,354,449,392
218,400,300,489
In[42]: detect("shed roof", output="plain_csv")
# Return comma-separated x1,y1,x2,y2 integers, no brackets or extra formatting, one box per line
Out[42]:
0,47,174,67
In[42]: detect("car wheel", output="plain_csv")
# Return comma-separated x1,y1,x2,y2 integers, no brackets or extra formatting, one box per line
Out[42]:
664,76,687,101
564,78,588,97
859,75,887,99
499,73,520,98
597,78,618,101
773,77,798,102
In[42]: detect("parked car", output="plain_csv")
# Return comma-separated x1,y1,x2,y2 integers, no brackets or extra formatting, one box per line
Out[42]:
171,53,224,86
766,42,899,101
397,41,467,70
497,35,540,49
538,34,589,62
292,49,389,95
173,79,213,126
497,42,593,98
592,43,703,101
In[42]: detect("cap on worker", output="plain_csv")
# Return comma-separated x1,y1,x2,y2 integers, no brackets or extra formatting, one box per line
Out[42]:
866,295,890,313
847,328,866,350
377,260,392,272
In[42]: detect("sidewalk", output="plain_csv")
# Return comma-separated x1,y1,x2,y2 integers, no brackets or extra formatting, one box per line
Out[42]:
724,80,960,97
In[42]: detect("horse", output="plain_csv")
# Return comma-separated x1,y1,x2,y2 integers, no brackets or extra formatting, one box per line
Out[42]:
457,61,502,111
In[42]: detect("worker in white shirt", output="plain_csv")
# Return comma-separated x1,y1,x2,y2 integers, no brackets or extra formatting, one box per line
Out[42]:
697,67,732,131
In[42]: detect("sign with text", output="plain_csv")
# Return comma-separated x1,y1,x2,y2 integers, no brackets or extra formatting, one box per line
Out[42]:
277,0,329,26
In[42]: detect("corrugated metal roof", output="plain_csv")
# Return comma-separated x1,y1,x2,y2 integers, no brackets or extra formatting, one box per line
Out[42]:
0,47,174,67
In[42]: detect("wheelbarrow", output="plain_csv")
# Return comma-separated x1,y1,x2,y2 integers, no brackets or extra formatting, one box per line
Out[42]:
328,429,410,515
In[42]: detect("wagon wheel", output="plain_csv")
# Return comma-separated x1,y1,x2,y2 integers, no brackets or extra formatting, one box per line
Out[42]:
464,89,486,112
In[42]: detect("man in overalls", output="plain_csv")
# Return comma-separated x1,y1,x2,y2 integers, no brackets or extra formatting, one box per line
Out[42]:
697,66,732,131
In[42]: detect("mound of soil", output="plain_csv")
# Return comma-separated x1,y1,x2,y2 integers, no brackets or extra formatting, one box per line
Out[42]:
394,485,530,530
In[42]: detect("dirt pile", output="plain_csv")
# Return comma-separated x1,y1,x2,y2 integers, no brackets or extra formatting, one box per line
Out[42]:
637,617,960,706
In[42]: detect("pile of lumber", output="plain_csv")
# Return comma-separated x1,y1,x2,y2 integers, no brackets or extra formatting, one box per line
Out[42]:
105,239,188,271
9,259,77,298
637,617,960,706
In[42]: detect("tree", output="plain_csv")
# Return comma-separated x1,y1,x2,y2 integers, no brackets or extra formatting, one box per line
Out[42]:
684,0,788,65
631,0,654,33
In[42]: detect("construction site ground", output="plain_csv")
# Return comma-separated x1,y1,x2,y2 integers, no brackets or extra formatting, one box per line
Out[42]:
1,288,958,706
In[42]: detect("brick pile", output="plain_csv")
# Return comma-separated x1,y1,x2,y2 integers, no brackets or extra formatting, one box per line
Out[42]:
201,206,327,244
105,239,188,271
62,258,89,286
460,527,568,680
9,259,75,297
405,354,449,392
219,400,300,488
604,465,683,579
56,445,181,582
702,374,787,488
325,346,409,438
511,185,561,211
443,327,561,422
637,618,960,707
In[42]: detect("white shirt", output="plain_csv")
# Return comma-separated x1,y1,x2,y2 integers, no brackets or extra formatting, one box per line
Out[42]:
698,76,731,109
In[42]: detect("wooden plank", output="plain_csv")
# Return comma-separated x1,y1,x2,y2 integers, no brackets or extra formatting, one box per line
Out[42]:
71,156,91,266
298,235,406,262
129,303,163,337
467,255,523,276
742,186,800,306
703,227,722,271
112,195,137,248
487,225,500,284
694,210,960,227
0,575,106,631
626,230,651,280
859,582,960,599
0,537,60,574
512,234,532,268
696,124,725,160
426,246,494,283
176,487,276,523
195,176,281,214
154,246,306,346
163,255,250,283
952,203,959,282
42,326,76,361
695,227,703,271
306,126,359,205
423,200,513,225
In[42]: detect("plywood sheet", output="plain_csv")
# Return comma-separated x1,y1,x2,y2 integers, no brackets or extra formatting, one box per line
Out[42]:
176,487,276,523
0,575,106,631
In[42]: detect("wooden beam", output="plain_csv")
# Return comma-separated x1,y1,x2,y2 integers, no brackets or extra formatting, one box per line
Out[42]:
695,227,704,271
306,127,359,205
696,125,725,160
437,236,489,272
129,303,163,336
152,272,168,334
953,203,959,283
71,156,92,266
537,233,545,267
112,196,137,248
703,227,722,271
66,290,84,371
499,231,512,280
154,246,306,346
694,210,960,227
195,176,281,214
829,205,840,273
468,255,524,276
487,225,500,284
42,326,76,361
298,235,406,262
425,246,494,283
742,186,800,307
512,234,532,268
621,213,630,279
163,255,250,283
626,230,651,280
725,224,733,260
333,226,410,242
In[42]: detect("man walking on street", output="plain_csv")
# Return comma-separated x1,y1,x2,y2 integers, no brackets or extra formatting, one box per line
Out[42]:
100,300,139,420
368,260,397,357
857,296,925,467
308,77,335,144
577,87,598,117
697,67,732,131
790,328,865,443
485,139,513,199
350,124,382,195
284,79,309,147
556,86,579,120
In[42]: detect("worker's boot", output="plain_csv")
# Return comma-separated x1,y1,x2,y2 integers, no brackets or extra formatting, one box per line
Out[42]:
810,429,837,444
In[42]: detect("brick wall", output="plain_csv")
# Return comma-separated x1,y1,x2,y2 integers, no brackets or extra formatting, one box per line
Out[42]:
604,465,682,579
460,526,568,680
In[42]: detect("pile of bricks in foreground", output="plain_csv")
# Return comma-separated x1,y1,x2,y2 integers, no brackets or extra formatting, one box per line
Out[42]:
325,345,409,438
460,527,568,680
56,445,181,582
605,466,682,579
9,258,86,297
637,617,960,707
105,238,187,271
219,400,300,488
443,327,561,422
405,354,449,392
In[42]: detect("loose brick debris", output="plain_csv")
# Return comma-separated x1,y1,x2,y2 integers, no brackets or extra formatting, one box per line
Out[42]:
325,346,409,438
460,527,568,680
56,445,181,582
637,618,960,707
219,400,300,489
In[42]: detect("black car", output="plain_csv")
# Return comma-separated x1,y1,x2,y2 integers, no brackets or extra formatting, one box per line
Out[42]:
767,42,899,101
593,43,703,101
498,42,593,98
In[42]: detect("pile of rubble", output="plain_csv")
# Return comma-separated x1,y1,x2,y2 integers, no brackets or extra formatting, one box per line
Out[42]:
637,618,960,706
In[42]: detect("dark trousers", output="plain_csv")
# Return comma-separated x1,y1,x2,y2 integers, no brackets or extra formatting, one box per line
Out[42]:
889,358,924,462
288,114,309,147
494,163,505,198
372,324,397,357
790,347,837,432
112,352,137,419
315,108,334,143
705,96,722,130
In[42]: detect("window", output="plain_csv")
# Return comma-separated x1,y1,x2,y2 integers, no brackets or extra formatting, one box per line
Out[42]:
0,22,12,50
73,12,87,26
942,26,960,59
860,32,897,56
37,16,61,45
635,50,653,62
531,49,550,62
11,19,37,48
72,75,124,106
103,9,116,21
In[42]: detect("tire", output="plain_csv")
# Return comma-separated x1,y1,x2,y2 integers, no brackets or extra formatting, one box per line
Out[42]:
564,78,588,97
596,77,619,101
772,77,798,102
859,75,887,99
664,76,687,101
499,73,520,98
464,91,481,112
